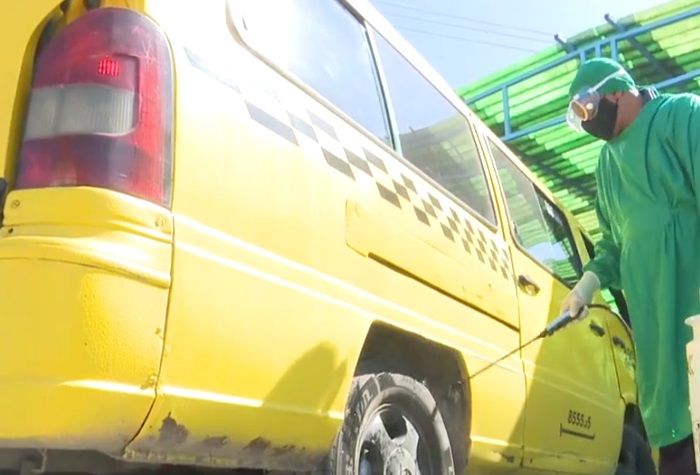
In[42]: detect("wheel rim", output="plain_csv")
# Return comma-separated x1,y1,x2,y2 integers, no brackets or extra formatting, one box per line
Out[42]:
356,402,437,475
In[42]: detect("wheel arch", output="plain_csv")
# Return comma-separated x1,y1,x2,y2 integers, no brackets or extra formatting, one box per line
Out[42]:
354,321,471,472
619,403,658,474
624,403,648,441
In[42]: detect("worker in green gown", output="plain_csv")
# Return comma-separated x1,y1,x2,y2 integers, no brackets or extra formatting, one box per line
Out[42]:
561,57,700,474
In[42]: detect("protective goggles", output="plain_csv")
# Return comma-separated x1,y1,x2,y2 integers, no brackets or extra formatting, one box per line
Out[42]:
566,69,625,132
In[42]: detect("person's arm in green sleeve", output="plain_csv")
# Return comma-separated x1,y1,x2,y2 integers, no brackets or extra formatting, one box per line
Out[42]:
560,162,621,319
583,195,622,290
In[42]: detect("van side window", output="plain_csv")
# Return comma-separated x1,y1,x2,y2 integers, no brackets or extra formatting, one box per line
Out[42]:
371,31,497,225
490,141,582,287
240,0,391,145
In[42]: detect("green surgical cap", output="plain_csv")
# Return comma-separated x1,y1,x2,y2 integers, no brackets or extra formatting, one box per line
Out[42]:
568,58,636,99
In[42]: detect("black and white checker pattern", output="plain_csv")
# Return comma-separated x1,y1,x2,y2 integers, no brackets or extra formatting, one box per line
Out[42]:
184,47,514,283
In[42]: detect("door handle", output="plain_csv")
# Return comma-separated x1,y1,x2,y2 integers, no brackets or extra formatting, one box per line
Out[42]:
612,336,628,350
517,274,540,296
589,322,606,337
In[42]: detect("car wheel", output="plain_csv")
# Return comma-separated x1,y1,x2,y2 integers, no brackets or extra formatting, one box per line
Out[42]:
616,423,657,475
322,371,456,475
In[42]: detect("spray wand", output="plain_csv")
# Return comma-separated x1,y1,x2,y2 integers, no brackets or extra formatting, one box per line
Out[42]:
467,303,610,380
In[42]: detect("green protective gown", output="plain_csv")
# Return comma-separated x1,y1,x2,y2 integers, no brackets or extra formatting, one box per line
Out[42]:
585,90,700,448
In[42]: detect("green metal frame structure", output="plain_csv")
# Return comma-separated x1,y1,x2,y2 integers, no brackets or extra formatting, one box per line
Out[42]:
457,0,700,243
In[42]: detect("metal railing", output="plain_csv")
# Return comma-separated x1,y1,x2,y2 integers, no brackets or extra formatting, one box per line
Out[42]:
463,6,700,142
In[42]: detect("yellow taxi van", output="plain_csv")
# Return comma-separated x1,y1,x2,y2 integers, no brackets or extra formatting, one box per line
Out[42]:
0,0,655,474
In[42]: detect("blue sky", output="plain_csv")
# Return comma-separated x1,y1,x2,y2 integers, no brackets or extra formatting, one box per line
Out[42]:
369,0,669,88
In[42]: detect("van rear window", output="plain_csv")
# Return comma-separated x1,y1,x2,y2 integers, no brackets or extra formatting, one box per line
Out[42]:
239,0,392,145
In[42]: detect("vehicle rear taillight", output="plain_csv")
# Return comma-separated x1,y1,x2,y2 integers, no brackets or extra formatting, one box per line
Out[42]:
16,8,174,206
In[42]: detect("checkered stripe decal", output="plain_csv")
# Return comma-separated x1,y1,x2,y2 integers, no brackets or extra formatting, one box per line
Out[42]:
185,48,513,282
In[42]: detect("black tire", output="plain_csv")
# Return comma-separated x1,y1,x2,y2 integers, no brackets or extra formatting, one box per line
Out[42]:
616,423,657,475
322,371,456,475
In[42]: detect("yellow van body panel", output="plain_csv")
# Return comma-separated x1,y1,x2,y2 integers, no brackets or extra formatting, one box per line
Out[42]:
0,188,171,452
0,0,642,474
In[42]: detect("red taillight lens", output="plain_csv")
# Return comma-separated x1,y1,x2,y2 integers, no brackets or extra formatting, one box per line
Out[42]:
17,8,174,207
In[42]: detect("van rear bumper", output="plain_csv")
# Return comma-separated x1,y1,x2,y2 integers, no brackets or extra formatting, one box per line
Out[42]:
0,238,170,455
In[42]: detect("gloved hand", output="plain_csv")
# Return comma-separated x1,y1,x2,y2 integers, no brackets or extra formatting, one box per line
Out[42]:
560,271,601,321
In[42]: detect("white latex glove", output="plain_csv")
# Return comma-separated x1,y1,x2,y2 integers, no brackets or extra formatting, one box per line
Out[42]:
560,271,600,321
